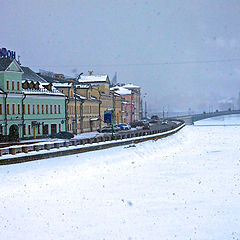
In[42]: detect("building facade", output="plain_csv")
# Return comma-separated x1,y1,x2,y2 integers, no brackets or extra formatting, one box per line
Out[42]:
0,58,66,140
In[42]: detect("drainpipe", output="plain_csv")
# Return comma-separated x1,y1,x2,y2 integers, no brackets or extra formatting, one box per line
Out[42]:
65,97,69,131
21,92,26,138
80,99,84,133
0,87,8,136
99,99,102,131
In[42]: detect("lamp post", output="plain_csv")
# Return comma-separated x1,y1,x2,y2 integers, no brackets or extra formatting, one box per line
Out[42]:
143,93,147,119
74,73,83,135
130,90,133,123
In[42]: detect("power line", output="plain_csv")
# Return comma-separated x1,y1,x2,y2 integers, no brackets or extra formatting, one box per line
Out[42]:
27,58,240,69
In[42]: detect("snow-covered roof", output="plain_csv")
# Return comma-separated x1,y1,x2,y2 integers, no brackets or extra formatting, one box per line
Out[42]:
114,87,132,95
123,83,140,89
78,75,108,83
52,82,72,88
90,117,99,121
23,88,64,96
75,93,87,100
23,82,65,96
91,96,98,101
76,84,90,89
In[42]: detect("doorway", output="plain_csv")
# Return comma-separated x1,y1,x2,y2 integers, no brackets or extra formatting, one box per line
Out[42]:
9,124,19,141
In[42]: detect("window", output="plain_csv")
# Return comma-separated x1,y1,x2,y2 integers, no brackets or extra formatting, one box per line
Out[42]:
54,105,57,114
58,105,61,114
59,124,61,132
12,104,15,115
17,81,20,90
12,81,15,90
50,105,53,114
37,104,40,114
42,104,44,114
7,104,10,114
28,125,31,135
23,104,25,114
46,105,48,114
0,104,2,115
28,104,31,114
23,125,26,135
37,125,40,134
6,81,10,90
0,125,3,135
32,104,35,114
18,104,21,114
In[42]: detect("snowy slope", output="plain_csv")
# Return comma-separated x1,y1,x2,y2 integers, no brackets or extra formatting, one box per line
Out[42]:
0,115,240,239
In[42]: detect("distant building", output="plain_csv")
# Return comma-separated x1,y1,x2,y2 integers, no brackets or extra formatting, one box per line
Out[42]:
111,83,141,123
122,84,141,121
218,97,235,111
78,72,122,125
111,86,132,123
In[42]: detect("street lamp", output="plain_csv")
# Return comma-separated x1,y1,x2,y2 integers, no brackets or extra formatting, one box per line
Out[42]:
143,93,147,119
73,72,83,135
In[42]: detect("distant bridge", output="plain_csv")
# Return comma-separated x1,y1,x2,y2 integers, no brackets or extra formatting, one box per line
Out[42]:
172,110,240,125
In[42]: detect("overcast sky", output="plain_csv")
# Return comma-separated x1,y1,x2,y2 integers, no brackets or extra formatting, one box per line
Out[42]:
1,0,240,113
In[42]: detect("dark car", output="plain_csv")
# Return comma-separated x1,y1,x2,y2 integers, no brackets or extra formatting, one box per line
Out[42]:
151,115,159,120
130,121,144,128
130,121,150,129
142,122,150,129
51,131,74,139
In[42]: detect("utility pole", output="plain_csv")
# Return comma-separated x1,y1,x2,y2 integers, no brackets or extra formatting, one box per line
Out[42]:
111,92,115,124
74,72,83,135
130,91,133,123
143,93,147,119
74,83,77,134
145,100,147,118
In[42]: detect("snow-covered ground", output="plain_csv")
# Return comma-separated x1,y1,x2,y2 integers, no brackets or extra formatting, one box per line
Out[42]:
1,115,240,240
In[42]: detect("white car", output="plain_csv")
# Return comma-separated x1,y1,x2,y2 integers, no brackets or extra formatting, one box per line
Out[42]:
120,123,131,130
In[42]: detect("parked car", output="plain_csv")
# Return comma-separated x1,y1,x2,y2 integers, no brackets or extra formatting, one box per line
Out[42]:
142,122,150,130
99,126,120,133
119,123,131,130
130,121,144,128
161,120,168,125
130,121,150,129
113,125,122,131
151,115,159,120
149,118,158,123
51,131,74,139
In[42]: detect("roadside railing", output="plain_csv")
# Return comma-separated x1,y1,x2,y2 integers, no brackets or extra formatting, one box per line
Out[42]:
0,120,185,159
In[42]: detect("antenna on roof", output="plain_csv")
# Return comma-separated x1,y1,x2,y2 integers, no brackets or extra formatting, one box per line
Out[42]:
17,55,21,65
76,72,84,81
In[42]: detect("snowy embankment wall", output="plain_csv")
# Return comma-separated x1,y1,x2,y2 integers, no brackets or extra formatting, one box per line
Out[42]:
0,121,185,165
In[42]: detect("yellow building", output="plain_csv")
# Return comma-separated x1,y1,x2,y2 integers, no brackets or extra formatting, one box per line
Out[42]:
53,83,100,133
75,84,100,132
78,73,121,126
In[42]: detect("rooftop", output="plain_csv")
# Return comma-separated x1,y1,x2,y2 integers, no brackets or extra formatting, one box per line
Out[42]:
23,81,65,96
123,83,140,89
22,67,47,83
111,86,132,95
0,58,14,71
78,75,109,83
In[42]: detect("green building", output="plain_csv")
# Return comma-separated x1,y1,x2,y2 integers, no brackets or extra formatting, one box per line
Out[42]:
0,57,66,140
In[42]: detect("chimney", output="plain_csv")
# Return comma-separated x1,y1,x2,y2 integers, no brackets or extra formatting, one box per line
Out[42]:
88,70,93,76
